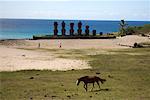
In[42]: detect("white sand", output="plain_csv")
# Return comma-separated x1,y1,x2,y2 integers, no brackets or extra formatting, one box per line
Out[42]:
0,35,149,71
0,46,89,71
116,35,150,47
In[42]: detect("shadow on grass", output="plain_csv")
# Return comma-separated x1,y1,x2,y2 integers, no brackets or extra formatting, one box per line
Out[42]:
92,88,110,92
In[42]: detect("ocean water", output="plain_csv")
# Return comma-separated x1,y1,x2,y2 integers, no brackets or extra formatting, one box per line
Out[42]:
0,19,149,39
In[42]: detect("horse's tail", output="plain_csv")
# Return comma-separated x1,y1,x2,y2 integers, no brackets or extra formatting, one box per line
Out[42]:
97,77,106,84
101,78,106,84
97,77,102,83
76,79,80,86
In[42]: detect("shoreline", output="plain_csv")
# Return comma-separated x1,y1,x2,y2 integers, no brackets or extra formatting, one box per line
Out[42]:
0,35,149,71
0,38,32,41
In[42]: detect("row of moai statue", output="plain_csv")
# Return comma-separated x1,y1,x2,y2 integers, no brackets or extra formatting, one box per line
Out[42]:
53,21,98,36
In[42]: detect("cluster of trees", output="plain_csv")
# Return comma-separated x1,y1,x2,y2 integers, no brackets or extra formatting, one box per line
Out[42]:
119,20,150,36
125,24,150,35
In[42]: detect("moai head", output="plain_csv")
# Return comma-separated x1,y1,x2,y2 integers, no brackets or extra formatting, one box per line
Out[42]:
100,32,103,35
86,25,89,29
78,21,82,29
62,21,65,28
70,23,74,29
54,22,58,28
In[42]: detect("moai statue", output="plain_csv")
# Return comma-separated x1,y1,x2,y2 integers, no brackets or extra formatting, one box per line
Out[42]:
54,22,58,36
77,21,82,36
85,25,89,36
61,21,66,36
92,30,96,36
99,32,103,35
70,23,74,36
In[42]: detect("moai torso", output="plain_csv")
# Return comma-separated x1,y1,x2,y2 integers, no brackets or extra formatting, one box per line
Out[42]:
92,30,96,36
85,25,89,36
54,22,58,36
70,23,74,36
77,21,82,36
61,21,66,36
99,32,103,35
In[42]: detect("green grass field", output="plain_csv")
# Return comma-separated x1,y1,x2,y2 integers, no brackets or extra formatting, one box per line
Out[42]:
0,48,150,100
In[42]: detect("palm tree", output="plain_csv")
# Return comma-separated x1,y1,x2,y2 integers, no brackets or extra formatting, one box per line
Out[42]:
119,19,128,36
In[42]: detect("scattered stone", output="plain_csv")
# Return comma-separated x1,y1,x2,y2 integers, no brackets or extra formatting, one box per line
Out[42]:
90,96,92,98
30,97,33,99
44,95,47,97
29,77,34,79
36,74,39,76
64,89,67,91
24,90,27,92
106,89,109,91
90,69,94,71
52,95,57,98
96,72,100,75
71,69,75,71
133,42,143,48
22,54,26,57
108,75,113,78
43,88,46,91
67,95,71,99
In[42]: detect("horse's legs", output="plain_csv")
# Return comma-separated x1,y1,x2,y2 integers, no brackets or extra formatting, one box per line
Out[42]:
96,81,101,90
84,84,86,90
84,83,88,92
85,84,88,92
91,82,95,91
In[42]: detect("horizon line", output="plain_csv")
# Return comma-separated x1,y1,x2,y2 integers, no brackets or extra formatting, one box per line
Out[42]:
0,18,150,22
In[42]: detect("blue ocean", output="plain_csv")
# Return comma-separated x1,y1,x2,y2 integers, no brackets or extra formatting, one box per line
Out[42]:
0,19,149,39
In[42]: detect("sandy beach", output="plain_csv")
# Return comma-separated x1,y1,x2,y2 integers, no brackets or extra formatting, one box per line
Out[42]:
0,35,149,71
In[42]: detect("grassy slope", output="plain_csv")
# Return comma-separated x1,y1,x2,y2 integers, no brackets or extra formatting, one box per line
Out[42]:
126,24,150,35
0,48,150,100
138,24,150,34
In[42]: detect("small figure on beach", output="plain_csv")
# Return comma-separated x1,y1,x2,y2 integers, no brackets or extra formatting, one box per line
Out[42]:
59,42,62,48
38,43,41,48
38,43,40,48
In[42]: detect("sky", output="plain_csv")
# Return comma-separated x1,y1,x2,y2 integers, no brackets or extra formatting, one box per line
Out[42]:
0,0,150,21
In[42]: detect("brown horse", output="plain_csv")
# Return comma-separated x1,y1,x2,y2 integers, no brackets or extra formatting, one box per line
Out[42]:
76,76,106,92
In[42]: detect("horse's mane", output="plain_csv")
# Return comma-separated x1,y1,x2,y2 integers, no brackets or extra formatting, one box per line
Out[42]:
78,76,88,80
